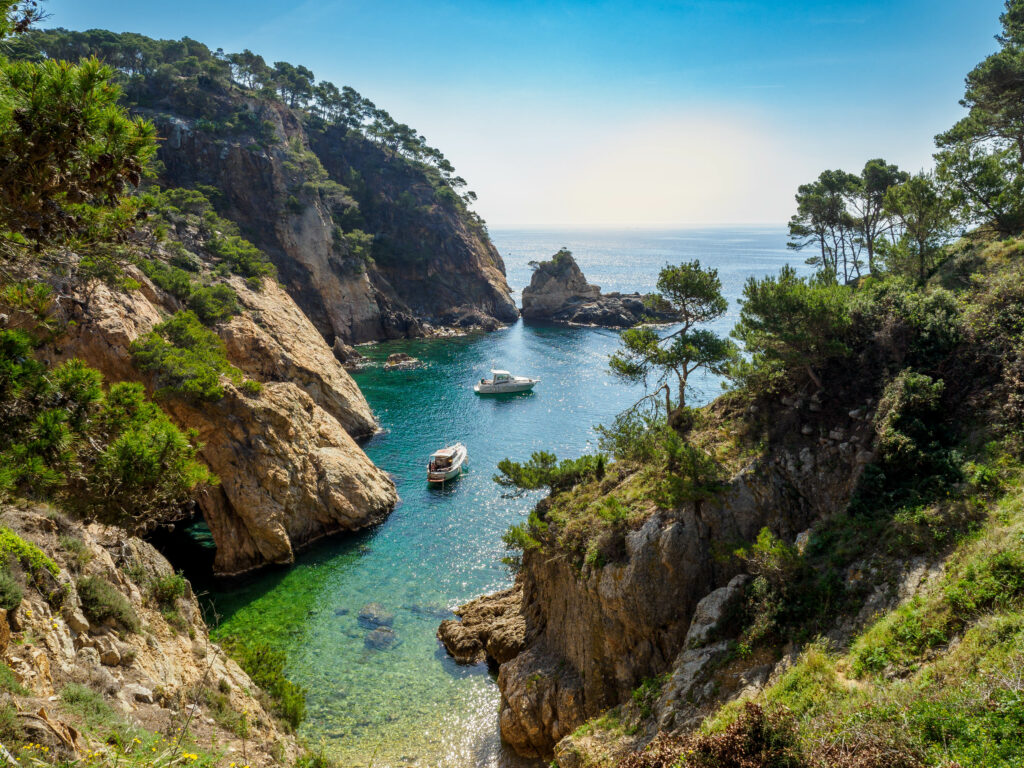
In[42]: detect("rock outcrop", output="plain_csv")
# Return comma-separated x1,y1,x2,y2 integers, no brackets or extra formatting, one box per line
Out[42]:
521,250,680,327
152,104,517,344
0,505,297,766
51,271,397,576
439,414,873,758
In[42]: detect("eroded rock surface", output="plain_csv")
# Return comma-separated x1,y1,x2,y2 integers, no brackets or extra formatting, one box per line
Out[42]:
53,274,397,576
0,505,297,766
437,585,527,665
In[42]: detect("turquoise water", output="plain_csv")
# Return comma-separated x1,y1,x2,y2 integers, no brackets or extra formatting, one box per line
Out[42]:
204,228,796,768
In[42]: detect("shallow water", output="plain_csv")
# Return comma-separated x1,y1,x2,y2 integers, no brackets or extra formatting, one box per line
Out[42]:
203,227,797,767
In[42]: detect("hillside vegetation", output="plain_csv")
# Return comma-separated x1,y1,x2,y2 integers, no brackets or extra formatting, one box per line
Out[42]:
487,3,1024,765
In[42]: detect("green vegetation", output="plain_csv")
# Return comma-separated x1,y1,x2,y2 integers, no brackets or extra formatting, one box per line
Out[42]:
610,260,736,418
0,570,22,610
148,571,187,610
14,27,483,215
131,310,246,401
494,451,606,496
219,636,307,732
0,38,155,249
0,329,213,531
76,575,141,632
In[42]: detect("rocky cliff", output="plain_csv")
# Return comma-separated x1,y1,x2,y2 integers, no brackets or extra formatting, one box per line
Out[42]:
150,104,516,345
0,504,298,766
441,393,877,758
49,261,397,576
521,250,679,327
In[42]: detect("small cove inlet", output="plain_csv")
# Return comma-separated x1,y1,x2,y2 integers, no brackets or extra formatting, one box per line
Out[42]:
195,228,795,768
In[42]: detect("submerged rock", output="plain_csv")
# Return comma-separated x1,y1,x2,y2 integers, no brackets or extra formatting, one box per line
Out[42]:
383,352,421,370
521,250,681,328
358,602,395,629
364,627,399,650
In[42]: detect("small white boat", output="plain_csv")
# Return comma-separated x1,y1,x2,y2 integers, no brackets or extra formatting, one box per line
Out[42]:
427,443,468,483
473,369,540,394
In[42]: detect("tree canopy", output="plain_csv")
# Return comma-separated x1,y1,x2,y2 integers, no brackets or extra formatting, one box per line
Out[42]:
609,261,736,416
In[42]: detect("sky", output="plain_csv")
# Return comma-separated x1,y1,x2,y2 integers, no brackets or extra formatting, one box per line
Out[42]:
43,0,1005,228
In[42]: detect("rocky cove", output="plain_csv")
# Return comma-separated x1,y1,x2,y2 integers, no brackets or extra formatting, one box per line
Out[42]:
191,229,804,767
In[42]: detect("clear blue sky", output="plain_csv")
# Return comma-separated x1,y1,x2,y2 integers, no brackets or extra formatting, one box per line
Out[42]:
43,1,1004,227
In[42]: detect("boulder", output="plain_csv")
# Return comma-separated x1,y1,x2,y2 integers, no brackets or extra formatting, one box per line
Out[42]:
684,574,748,649
383,352,421,370
364,627,399,650
358,602,395,629
437,585,527,665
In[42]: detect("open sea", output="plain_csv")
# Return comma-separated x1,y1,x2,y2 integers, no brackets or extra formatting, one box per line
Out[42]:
199,228,799,768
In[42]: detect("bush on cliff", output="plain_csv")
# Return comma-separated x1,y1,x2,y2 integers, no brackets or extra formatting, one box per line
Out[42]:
0,329,213,531
493,450,605,497
131,310,243,401
77,575,141,632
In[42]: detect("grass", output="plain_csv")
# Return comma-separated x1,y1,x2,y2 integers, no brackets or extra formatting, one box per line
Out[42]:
0,661,28,695
76,575,141,633
691,467,1024,768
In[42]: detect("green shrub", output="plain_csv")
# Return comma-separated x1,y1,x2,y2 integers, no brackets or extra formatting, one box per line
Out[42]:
0,701,24,748
207,233,276,279
59,535,92,571
76,576,140,632
494,451,606,496
131,310,242,401
149,572,187,609
0,527,58,579
0,330,211,531
187,283,240,325
0,569,23,611
60,682,121,731
138,259,194,300
240,378,263,396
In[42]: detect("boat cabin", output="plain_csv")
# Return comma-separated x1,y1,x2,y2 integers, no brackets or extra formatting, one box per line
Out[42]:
488,370,512,383
429,447,457,470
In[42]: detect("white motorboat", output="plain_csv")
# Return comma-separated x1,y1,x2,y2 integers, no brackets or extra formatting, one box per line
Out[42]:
473,369,540,394
427,443,468,483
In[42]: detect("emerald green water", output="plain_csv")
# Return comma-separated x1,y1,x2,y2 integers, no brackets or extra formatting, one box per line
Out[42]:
203,228,796,768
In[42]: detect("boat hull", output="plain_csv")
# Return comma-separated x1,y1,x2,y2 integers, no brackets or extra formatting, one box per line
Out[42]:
473,381,537,394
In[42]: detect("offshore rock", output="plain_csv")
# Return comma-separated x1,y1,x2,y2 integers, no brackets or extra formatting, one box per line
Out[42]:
521,250,680,327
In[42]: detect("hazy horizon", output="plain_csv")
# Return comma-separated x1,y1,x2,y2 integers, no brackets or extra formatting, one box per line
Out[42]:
44,0,1003,229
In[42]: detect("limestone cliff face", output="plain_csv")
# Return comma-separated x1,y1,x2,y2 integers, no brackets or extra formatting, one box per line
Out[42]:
150,103,516,344
521,250,679,327
52,272,397,576
0,504,297,766
440,415,874,758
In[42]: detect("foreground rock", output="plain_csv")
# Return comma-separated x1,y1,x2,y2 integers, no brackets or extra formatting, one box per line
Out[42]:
0,505,297,766
437,585,527,665
521,250,680,327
